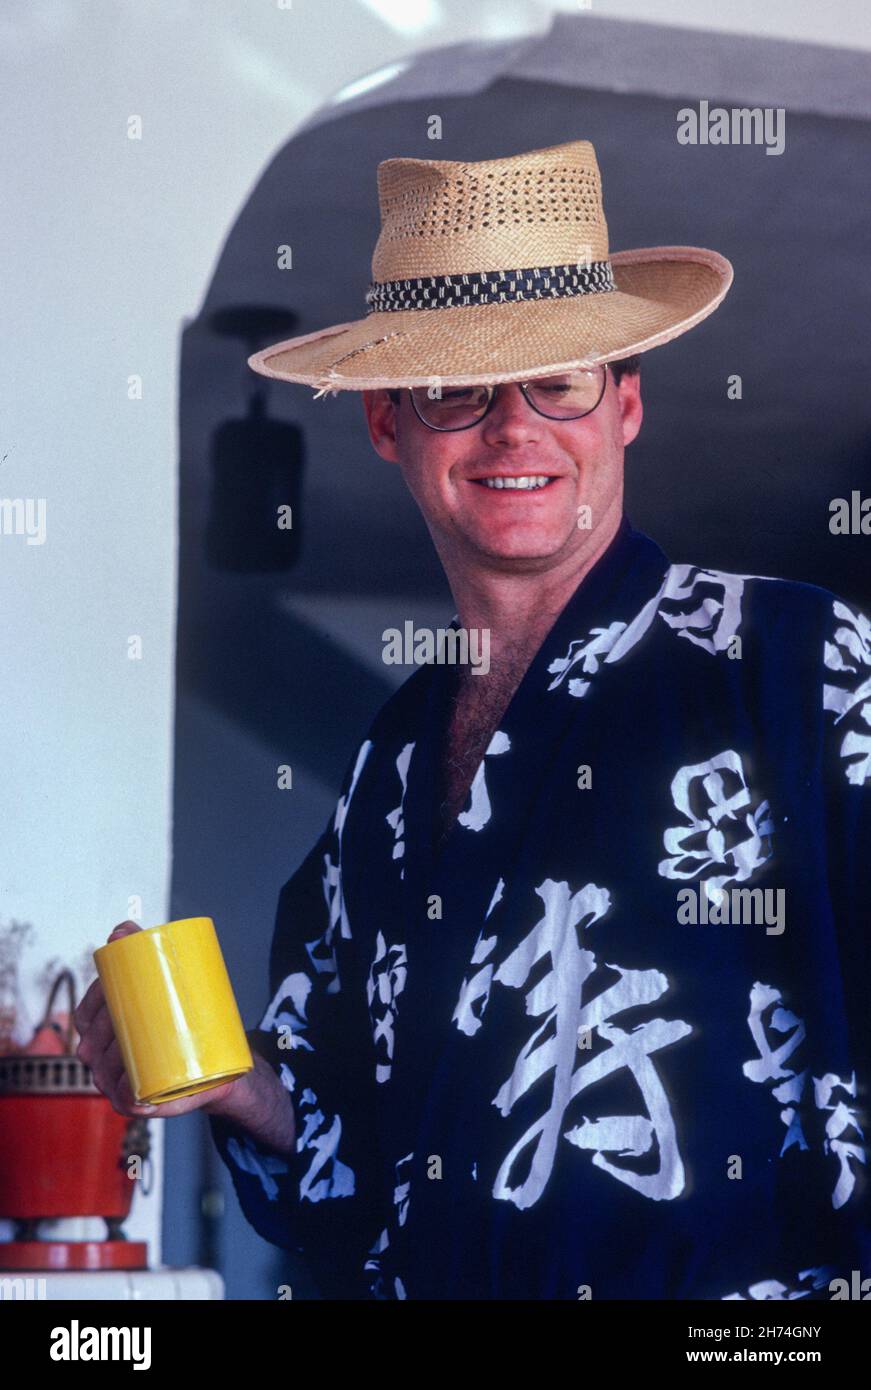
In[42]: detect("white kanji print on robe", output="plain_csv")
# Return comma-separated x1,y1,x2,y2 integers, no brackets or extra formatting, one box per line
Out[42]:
453,878,504,1035
243,744,373,1205
385,741,414,874
453,930,498,1037
651,565,754,655
458,730,510,831
320,738,373,991
225,1135,290,1201
455,877,693,1210
722,1266,835,1301
254,971,356,1203
546,621,628,698
815,1072,867,1210
294,1086,356,1203
546,564,768,699
363,1152,413,1300
823,599,871,786
366,929,408,1083
658,748,774,895
741,981,867,1209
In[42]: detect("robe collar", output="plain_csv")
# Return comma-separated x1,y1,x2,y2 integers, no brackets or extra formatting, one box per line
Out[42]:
400,516,670,910
383,515,671,1140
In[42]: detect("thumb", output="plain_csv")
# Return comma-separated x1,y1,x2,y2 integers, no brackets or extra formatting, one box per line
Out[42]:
107,920,142,943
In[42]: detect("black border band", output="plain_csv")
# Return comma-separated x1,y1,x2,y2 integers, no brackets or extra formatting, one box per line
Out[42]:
365,259,616,313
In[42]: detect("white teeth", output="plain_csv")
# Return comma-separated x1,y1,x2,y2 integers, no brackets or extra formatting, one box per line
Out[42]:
479,475,552,490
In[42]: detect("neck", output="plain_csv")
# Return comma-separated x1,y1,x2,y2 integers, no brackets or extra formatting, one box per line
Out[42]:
443,501,623,674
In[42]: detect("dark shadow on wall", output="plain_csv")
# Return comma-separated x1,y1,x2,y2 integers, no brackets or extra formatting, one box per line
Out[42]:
163,45,871,1299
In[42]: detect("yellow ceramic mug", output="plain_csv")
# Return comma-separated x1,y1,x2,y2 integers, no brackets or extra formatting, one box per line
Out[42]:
93,917,253,1104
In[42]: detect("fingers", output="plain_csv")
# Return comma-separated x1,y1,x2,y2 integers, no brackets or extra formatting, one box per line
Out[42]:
87,1038,156,1119
75,920,150,1118
72,918,235,1122
115,1069,158,1116
95,1063,239,1121
73,977,105,1035
107,921,142,942
113,1067,219,1119
84,1030,123,1100
73,920,141,1035
130,1078,239,1120
76,1001,113,1063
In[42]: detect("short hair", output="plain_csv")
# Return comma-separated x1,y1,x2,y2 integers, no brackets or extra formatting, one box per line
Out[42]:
386,355,641,404
608,354,641,383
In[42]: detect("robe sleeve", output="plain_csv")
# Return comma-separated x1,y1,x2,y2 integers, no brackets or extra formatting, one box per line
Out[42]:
821,595,871,1245
208,741,377,1294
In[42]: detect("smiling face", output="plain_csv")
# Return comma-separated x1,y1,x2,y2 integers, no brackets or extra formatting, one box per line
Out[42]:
363,368,643,581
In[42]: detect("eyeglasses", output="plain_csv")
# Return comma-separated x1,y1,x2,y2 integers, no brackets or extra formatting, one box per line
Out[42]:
396,366,608,432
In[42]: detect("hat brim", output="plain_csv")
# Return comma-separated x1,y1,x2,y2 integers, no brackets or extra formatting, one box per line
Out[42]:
247,246,732,392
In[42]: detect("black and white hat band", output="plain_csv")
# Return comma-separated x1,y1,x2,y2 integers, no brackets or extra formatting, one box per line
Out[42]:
364,259,616,313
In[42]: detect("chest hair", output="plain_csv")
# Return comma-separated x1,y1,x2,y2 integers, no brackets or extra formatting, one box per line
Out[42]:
437,655,531,846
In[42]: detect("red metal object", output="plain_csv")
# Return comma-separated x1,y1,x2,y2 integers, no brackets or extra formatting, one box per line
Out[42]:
0,970,149,1270
0,1240,148,1271
0,1094,134,1218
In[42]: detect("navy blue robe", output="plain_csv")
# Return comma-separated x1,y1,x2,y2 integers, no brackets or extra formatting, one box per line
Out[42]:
210,518,869,1299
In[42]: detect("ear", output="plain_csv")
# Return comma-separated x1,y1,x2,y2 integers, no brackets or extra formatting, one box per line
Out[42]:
362,389,401,463
615,370,643,447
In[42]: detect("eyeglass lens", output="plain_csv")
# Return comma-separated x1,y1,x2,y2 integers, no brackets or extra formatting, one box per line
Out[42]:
409,368,605,429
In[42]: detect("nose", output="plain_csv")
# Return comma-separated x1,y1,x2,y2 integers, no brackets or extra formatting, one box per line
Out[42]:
480,383,542,445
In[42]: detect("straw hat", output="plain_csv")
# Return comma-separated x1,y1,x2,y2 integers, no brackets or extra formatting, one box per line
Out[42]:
248,139,732,394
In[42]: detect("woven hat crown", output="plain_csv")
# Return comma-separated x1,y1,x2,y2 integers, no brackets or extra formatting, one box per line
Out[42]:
371,140,610,281
247,135,733,391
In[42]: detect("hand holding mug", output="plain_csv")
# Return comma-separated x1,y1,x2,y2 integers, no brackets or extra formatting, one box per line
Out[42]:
75,919,252,1118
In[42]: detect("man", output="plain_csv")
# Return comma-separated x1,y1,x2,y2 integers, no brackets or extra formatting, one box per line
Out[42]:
77,141,869,1300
